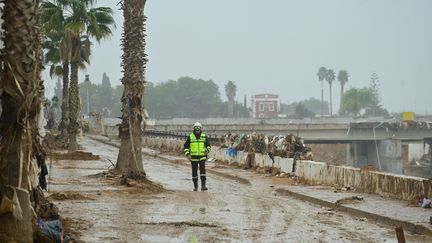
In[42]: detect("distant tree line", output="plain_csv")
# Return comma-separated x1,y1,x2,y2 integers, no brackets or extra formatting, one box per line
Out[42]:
144,77,249,119
53,75,250,119
280,98,329,119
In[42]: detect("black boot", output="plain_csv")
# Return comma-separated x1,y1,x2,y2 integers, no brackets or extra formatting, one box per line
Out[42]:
201,180,208,191
193,179,198,191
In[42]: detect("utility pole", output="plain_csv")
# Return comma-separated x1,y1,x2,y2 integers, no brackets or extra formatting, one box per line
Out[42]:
85,74,90,114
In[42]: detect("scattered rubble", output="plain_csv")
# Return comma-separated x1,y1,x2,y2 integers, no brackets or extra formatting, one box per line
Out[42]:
32,187,79,242
419,198,432,208
335,196,364,205
43,132,69,150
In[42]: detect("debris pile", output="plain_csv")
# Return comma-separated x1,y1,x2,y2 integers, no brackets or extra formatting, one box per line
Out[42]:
42,133,69,150
222,131,313,160
91,170,165,193
32,187,73,242
419,198,432,208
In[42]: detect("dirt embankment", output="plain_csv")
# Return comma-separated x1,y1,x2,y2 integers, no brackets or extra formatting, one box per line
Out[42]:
48,151,101,160
48,192,95,201
307,144,347,165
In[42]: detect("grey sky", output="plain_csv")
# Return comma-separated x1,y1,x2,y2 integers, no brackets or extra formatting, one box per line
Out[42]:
45,0,432,114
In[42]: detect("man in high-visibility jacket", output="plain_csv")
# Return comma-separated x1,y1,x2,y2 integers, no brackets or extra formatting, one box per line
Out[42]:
184,122,211,191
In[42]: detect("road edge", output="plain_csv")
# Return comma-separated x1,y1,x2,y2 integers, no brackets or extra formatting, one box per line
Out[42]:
275,188,432,236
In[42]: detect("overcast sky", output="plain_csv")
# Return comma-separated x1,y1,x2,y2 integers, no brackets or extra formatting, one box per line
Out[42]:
44,0,432,114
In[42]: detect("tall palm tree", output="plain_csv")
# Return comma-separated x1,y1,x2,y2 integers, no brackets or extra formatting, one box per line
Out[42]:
225,80,237,118
116,0,147,175
40,1,72,135
325,69,336,115
62,0,115,151
317,67,327,118
337,70,349,115
0,0,42,240
41,31,70,133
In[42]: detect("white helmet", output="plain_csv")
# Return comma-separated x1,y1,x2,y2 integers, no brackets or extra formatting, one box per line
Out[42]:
193,122,202,130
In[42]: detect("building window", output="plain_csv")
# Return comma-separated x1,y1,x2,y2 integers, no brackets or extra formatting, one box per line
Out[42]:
269,103,274,111
259,113,264,118
259,103,264,111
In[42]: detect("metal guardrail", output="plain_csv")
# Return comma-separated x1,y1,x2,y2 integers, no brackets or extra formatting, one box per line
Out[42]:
144,130,221,143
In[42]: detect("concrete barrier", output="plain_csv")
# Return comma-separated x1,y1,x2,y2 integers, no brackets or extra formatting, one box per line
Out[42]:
143,137,432,201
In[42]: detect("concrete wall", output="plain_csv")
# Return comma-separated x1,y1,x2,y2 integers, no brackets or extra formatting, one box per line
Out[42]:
348,139,403,174
408,143,430,162
143,137,432,201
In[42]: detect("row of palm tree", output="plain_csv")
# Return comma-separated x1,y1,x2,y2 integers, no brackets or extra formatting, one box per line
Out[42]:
317,67,349,116
1,0,148,239
40,0,115,151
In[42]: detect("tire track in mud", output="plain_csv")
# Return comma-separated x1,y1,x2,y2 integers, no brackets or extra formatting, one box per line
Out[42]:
235,188,302,241
257,196,299,241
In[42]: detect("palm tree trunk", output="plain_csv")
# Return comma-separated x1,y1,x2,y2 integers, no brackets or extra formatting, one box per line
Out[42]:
329,83,333,116
321,81,324,118
228,98,234,118
68,60,80,151
339,84,344,115
116,0,147,175
59,61,69,134
0,0,41,240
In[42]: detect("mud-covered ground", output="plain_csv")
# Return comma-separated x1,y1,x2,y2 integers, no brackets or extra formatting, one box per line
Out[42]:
47,137,431,242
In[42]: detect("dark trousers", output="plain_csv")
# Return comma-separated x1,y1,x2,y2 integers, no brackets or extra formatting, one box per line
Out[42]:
191,161,206,184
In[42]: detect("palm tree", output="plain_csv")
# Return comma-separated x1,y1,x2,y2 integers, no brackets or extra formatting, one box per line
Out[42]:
317,67,327,118
41,32,70,133
337,70,349,115
40,1,72,135
325,69,336,115
116,0,147,175
0,0,42,240
225,80,237,118
63,0,114,151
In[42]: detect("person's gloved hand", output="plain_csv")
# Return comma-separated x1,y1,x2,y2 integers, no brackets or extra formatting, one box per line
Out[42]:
205,148,210,155
187,154,191,161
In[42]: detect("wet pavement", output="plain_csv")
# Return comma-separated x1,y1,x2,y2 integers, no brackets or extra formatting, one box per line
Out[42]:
47,136,432,242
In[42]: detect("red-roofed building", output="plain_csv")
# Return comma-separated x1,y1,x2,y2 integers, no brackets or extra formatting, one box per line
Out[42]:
251,93,279,119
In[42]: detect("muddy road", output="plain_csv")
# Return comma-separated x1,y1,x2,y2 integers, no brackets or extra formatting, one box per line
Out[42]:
48,137,430,242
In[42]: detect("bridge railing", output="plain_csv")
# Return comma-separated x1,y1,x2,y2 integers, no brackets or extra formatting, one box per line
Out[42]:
144,130,222,144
